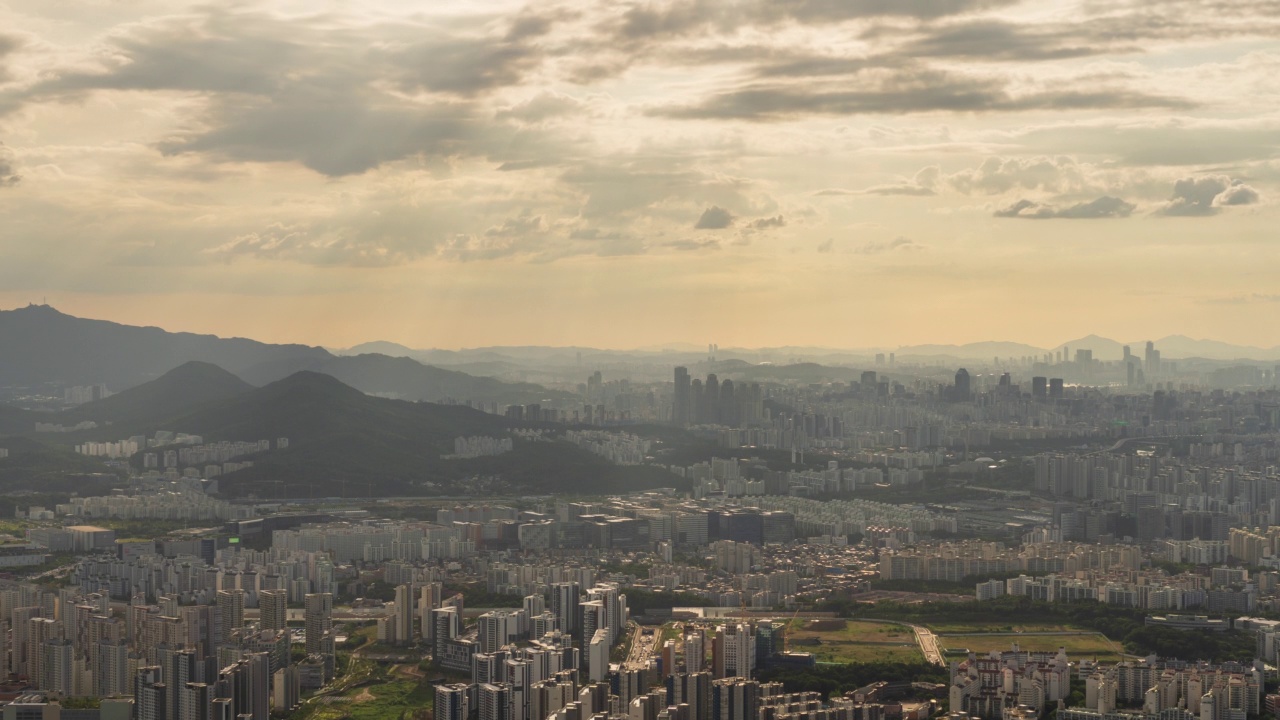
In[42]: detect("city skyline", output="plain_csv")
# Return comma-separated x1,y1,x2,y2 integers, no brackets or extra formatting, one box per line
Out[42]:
0,0,1277,349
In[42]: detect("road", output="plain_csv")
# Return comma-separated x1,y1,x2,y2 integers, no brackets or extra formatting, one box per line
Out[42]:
860,618,945,666
623,624,654,670
910,624,945,665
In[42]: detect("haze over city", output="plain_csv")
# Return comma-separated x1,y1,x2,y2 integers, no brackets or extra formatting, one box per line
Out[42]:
4,3,1280,720
1,0,1277,348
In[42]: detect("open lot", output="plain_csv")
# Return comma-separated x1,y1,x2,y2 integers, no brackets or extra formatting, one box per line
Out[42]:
925,622,1086,634
294,664,434,720
786,619,925,664
937,632,1124,661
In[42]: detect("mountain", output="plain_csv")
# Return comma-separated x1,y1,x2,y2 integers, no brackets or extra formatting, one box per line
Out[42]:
130,372,680,498
237,354,565,404
894,341,1047,359
1148,335,1280,361
335,341,421,358
0,405,40,436
0,305,565,404
1055,335,1127,361
0,436,121,493
59,361,254,427
0,304,327,389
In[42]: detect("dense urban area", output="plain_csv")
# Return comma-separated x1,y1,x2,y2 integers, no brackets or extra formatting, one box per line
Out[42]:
3,308,1280,720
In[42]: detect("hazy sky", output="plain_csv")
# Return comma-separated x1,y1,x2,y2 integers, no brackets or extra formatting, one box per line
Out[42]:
0,0,1277,349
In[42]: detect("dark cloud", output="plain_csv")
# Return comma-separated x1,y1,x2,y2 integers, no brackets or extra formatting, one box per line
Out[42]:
653,69,1191,120
856,237,922,254
995,196,1135,219
886,20,1131,62
0,11,558,176
1158,175,1261,216
695,206,735,229
0,34,22,83
0,144,17,187
610,0,1019,45
391,34,542,97
748,215,785,229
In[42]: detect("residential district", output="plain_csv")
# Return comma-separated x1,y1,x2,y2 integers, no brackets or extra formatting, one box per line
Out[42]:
1,347,1280,720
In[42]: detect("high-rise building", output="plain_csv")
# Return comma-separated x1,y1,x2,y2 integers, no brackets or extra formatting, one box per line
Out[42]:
215,651,270,720
479,682,513,720
216,589,245,644
1032,376,1047,399
304,593,332,656
394,584,415,645
674,367,691,425
437,684,471,720
432,606,462,662
721,624,756,680
550,582,580,638
668,671,712,720
478,610,522,653
712,678,761,720
259,590,287,633
953,368,971,402
588,630,610,682
135,665,166,720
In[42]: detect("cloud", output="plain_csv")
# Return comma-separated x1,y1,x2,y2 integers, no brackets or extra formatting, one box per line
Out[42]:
0,10,560,176
694,205,734,229
1158,175,1261,216
0,34,22,83
0,144,18,187
1202,293,1280,305
1015,121,1280,166
497,92,589,123
889,20,1125,61
995,195,1135,219
816,238,834,253
485,213,546,238
856,236,923,254
665,238,720,251
949,156,1092,195
653,68,1191,120
609,0,1020,46
748,215,785,229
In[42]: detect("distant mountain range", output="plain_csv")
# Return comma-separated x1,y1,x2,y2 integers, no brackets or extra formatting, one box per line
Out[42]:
0,305,564,404
337,336,1280,367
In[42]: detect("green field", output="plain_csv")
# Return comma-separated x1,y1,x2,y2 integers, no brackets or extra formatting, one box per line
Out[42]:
293,665,434,720
926,622,1085,634
786,619,924,664
938,632,1123,661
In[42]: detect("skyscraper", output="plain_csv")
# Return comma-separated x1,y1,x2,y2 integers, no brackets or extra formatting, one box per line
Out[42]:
394,584,414,645
954,368,971,402
673,366,691,425
550,582,580,638
437,684,471,720
216,589,245,644
304,593,332,656
259,589,287,633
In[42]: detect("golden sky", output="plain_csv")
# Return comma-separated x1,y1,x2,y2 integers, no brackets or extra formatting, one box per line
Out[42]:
0,0,1277,349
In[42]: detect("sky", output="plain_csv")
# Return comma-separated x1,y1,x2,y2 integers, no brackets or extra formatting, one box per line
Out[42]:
0,0,1277,350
